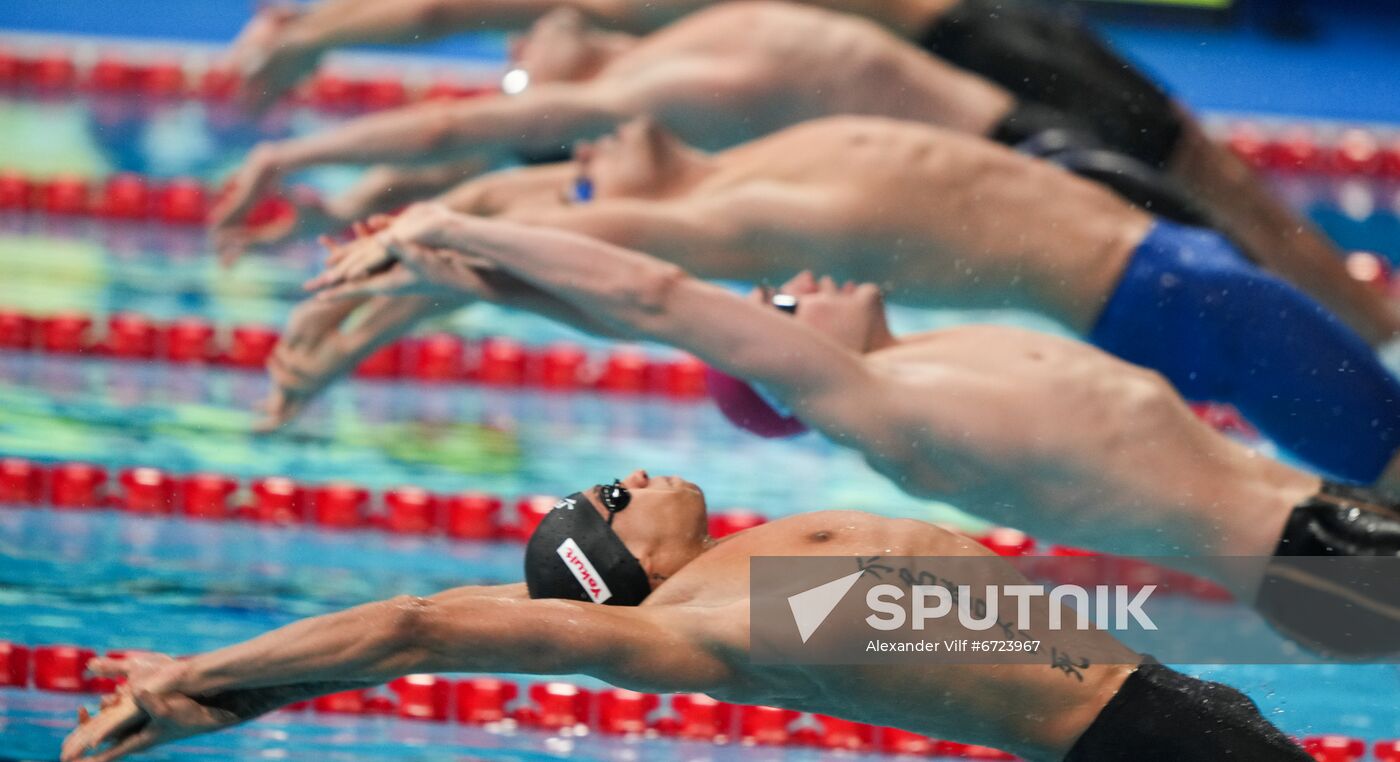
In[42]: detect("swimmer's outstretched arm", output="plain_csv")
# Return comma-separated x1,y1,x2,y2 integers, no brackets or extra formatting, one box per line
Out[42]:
227,0,941,109
137,594,726,699
363,211,914,454
213,85,629,251
500,186,850,283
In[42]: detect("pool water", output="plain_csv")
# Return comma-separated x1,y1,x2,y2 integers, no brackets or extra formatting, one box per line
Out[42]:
2,42,1399,761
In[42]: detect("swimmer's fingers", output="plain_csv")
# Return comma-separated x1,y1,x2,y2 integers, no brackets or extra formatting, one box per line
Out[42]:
393,244,500,298
73,727,158,762
314,267,418,301
61,695,145,762
780,270,817,295
364,214,397,234
282,295,363,350
254,382,310,432
210,144,284,238
309,235,395,290
87,657,131,679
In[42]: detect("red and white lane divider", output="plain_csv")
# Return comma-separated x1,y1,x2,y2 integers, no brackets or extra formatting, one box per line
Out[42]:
0,456,1234,602
4,41,1400,179
0,456,767,540
0,646,1024,759
0,308,712,398
0,642,1388,761
1222,122,1400,178
0,44,490,112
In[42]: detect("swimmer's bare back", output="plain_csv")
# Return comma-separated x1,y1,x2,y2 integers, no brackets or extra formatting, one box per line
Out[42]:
212,2,1015,252
322,212,1321,582
487,116,1155,328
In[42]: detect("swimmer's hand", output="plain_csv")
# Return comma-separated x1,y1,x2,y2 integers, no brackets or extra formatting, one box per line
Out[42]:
226,5,323,116
305,204,496,300
256,294,370,432
60,689,241,762
257,289,470,431
211,186,341,265
60,653,236,762
211,143,291,265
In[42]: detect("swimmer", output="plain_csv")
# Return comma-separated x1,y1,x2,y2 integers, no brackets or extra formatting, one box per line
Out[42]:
59,473,1312,762
310,217,1400,651
279,117,1400,490
219,0,1398,344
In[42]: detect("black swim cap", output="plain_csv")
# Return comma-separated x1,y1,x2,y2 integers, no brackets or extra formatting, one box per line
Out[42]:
524,493,651,606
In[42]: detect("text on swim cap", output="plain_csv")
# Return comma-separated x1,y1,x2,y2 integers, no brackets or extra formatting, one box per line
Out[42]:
557,538,613,604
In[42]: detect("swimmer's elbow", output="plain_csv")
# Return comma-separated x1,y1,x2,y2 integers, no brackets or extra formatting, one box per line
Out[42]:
383,595,435,655
625,263,691,327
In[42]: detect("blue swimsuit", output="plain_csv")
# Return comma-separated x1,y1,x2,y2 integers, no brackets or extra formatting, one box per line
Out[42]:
1091,221,1400,482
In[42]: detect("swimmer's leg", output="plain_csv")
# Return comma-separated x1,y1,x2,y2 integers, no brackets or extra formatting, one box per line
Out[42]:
1203,261,1400,486
1168,120,1400,345
1092,223,1400,485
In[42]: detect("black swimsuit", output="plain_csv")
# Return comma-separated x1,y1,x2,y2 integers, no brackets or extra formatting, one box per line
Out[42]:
1256,483,1400,660
922,0,1184,168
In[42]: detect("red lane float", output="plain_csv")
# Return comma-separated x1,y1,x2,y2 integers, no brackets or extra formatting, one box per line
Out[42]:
540,343,586,390
0,457,45,505
708,511,766,539
226,324,280,368
390,674,450,721
49,462,106,509
741,705,799,746
0,309,35,349
665,694,735,741
1304,735,1366,762
312,483,368,528
0,171,32,211
524,682,591,730
816,715,876,751
0,641,30,687
597,350,649,394
8,644,1364,761
477,338,528,386
455,678,518,724
979,527,1035,557
118,467,176,514
163,318,217,363
596,689,659,735
882,726,938,756
39,313,93,354
384,487,440,534
413,333,466,382
32,645,94,692
181,473,237,519
251,476,305,524
41,175,91,215
444,493,502,540
1376,740,1400,762
514,495,559,540
106,313,160,359
313,688,370,714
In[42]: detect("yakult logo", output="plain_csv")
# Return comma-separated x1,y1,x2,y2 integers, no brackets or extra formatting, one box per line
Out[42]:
557,538,612,604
